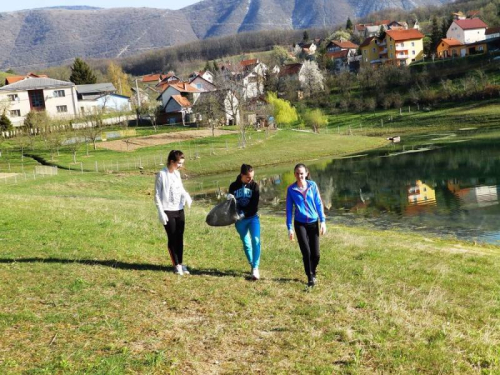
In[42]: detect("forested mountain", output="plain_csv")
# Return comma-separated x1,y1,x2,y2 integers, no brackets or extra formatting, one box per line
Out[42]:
0,0,454,71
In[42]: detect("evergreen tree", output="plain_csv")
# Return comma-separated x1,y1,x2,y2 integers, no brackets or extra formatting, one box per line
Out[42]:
69,58,97,85
303,30,309,42
378,25,386,40
430,16,442,53
204,61,211,71
212,60,219,72
441,18,448,39
346,17,353,31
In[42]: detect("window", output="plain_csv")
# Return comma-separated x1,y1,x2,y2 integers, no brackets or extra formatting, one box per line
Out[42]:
196,84,202,89
411,42,415,47
401,42,404,47
7,94,18,101
53,90,65,97
56,105,68,113
10,109,21,117
390,45,393,49
412,50,416,55
372,48,376,52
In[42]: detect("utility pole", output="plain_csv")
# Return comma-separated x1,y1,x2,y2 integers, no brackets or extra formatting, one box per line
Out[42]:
135,79,141,126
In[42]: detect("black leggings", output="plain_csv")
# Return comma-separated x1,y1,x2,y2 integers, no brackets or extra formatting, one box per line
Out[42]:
163,210,185,266
294,220,320,281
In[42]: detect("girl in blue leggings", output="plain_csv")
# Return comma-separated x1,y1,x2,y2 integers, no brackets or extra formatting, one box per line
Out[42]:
228,164,261,280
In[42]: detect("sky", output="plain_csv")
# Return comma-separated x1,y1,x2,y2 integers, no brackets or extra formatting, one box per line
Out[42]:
0,0,201,12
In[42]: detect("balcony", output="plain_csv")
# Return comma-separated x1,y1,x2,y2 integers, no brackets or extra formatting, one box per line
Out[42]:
397,54,409,59
379,48,388,54
395,46,408,51
377,40,387,47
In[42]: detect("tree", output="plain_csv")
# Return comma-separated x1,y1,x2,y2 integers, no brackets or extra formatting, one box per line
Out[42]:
0,112,13,132
303,30,309,42
269,46,290,67
329,29,351,42
378,25,386,40
430,16,441,53
346,17,353,31
193,92,224,136
138,100,162,132
302,108,327,133
107,62,132,97
299,60,324,97
69,58,97,85
266,92,298,128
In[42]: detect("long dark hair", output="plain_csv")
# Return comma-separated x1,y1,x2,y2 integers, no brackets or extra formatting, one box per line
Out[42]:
294,163,310,180
167,150,184,166
240,163,254,175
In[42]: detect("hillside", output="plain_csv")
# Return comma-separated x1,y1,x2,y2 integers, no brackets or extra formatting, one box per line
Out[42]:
0,0,453,71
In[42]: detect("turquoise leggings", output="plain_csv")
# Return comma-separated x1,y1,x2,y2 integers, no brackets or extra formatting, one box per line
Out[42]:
235,215,261,269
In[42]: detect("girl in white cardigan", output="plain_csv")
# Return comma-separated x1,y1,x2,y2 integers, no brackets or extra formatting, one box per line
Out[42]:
155,150,192,275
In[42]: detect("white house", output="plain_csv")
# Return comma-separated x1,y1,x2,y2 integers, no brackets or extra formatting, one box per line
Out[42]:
239,59,268,100
76,83,131,114
157,82,202,110
189,75,217,92
446,18,488,44
0,77,79,126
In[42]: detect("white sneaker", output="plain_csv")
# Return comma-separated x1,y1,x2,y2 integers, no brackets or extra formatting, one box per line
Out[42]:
175,264,184,275
252,268,260,280
182,265,190,275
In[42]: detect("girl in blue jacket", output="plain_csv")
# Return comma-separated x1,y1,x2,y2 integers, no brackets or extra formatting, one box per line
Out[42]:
286,163,326,287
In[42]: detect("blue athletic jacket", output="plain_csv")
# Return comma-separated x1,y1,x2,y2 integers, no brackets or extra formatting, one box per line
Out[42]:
286,180,325,230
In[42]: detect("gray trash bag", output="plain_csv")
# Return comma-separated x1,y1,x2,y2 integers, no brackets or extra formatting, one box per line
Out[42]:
206,197,240,226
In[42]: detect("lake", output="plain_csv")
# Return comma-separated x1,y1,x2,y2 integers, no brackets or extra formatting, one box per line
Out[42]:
195,130,500,244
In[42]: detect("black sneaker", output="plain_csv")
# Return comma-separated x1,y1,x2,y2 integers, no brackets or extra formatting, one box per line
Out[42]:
307,279,315,288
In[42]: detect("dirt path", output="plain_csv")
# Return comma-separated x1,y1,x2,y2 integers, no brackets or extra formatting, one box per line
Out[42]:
97,129,235,152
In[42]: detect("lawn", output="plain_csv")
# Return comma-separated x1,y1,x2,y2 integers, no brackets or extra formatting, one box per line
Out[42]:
1,172,499,373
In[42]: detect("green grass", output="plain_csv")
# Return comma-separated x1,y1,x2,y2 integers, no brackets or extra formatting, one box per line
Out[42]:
327,99,500,137
0,129,387,176
1,172,500,373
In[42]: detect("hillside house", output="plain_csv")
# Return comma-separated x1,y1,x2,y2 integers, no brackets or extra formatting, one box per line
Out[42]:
486,27,500,40
76,83,130,114
436,38,487,58
446,18,488,44
156,82,202,125
238,60,267,100
354,20,390,38
188,70,215,84
0,77,79,126
142,73,165,83
325,40,360,72
189,74,217,92
360,29,424,68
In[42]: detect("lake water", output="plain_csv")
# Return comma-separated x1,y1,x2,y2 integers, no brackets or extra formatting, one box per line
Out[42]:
196,130,500,244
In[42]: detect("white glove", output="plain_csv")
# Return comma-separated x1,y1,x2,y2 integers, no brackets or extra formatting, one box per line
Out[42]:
237,212,245,221
227,193,235,200
320,222,327,235
158,211,168,225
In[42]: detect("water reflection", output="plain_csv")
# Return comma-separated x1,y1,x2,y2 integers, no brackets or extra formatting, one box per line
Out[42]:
197,138,500,244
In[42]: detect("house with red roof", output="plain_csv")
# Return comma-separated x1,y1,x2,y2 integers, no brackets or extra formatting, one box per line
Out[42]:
446,18,488,44
360,29,425,68
436,37,487,58
5,73,48,86
325,40,360,72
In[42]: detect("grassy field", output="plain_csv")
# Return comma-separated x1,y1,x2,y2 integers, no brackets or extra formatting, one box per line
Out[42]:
327,99,500,137
0,129,387,176
1,172,500,374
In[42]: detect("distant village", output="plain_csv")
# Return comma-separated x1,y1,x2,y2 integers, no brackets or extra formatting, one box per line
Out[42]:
0,10,499,132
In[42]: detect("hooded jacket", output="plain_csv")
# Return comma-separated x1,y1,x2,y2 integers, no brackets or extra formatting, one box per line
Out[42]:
229,175,259,218
286,180,325,230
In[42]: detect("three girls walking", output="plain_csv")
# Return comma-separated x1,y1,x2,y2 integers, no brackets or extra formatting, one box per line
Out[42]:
155,152,325,287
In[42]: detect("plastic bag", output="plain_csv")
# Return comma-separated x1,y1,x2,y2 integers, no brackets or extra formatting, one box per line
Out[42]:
206,197,239,226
